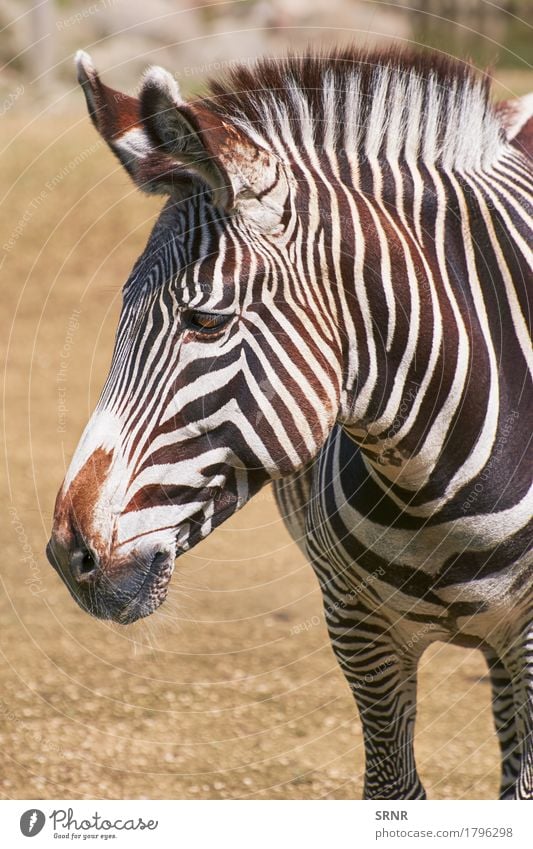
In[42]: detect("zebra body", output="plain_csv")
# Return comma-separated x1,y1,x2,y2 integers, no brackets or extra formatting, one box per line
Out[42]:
275,421,531,797
47,48,533,799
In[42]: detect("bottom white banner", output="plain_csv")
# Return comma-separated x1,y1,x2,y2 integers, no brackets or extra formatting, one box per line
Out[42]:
3,799,531,848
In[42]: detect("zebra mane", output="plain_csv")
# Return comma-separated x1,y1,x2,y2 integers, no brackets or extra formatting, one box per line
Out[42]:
205,47,505,171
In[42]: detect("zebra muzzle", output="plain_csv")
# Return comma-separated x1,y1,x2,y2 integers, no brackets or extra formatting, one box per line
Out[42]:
46,535,175,623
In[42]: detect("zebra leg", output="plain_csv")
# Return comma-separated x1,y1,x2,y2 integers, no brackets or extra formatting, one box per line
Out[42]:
482,645,521,799
502,625,533,800
325,599,426,799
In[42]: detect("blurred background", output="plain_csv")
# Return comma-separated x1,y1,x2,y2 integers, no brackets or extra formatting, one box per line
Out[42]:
1,0,532,103
1,0,531,800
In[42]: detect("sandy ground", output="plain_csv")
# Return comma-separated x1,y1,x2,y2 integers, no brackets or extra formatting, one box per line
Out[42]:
2,78,528,799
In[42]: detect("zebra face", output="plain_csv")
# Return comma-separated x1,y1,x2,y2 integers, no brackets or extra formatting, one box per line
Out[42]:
47,56,343,623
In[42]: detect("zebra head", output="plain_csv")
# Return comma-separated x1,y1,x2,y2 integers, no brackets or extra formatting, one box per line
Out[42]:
47,54,345,623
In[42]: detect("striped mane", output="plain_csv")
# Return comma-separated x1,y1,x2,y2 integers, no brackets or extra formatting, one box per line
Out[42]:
205,47,505,171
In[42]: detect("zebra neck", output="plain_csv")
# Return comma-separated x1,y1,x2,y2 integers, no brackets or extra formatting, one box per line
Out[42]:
334,170,471,494
332,145,531,509
333,173,440,444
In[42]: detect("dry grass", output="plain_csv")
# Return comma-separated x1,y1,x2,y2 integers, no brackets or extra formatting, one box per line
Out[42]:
2,75,528,799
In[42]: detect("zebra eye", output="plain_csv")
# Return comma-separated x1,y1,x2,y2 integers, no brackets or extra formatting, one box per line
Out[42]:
184,310,232,334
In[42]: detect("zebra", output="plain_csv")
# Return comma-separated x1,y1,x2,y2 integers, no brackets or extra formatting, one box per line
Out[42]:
46,47,533,800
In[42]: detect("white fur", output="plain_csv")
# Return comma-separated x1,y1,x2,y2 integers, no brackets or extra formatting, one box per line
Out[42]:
141,64,184,106
248,64,505,171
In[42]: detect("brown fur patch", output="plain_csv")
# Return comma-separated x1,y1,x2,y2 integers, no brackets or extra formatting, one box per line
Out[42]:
52,448,113,558
496,97,533,158
80,71,141,140
78,61,196,196
513,117,533,158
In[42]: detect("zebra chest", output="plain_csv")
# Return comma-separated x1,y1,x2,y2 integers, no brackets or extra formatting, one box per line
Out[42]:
304,504,532,651
301,433,533,639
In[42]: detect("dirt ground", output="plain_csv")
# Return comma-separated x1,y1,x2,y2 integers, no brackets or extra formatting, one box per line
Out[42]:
2,68,530,799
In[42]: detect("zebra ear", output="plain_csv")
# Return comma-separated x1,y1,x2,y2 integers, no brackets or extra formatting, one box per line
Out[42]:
75,51,197,197
139,65,287,225
496,93,533,157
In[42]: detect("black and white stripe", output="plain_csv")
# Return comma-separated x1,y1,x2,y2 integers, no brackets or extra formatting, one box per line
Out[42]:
50,48,532,798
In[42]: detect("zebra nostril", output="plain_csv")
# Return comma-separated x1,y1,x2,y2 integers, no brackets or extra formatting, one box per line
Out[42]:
70,547,98,584
151,551,169,569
